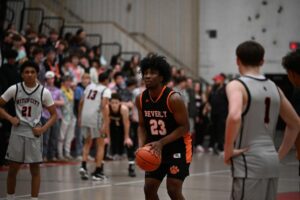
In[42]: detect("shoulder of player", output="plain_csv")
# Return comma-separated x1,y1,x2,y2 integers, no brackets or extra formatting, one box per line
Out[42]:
42,86,53,94
167,91,185,111
120,104,129,113
168,91,183,102
9,84,18,91
226,79,245,93
42,87,53,99
102,86,111,93
85,83,95,90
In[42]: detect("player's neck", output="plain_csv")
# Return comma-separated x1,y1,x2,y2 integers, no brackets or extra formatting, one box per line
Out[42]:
149,85,164,100
23,81,37,88
240,66,261,76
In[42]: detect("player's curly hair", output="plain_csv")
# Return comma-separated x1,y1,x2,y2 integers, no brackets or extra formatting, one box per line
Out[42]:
282,50,300,74
140,54,171,84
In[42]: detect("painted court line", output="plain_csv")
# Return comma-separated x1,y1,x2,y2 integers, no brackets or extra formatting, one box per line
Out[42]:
0,170,229,199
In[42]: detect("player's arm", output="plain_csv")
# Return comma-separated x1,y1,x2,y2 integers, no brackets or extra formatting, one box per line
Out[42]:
103,104,110,139
136,94,147,147
0,86,19,126
100,87,111,139
224,81,248,165
0,98,19,126
33,104,57,137
33,89,57,136
121,105,132,146
277,88,300,160
100,97,110,135
157,92,189,148
101,97,109,109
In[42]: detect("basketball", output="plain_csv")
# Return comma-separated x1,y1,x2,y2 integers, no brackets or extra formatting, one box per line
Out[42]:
135,146,161,172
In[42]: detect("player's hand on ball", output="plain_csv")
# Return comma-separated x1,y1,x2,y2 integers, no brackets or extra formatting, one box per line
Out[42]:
32,126,45,137
147,141,162,157
10,117,20,126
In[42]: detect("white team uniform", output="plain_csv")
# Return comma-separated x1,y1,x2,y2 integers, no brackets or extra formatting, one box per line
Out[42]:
1,82,54,163
231,75,281,200
81,83,111,139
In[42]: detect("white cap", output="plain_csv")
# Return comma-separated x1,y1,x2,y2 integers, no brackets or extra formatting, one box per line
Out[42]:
45,71,55,79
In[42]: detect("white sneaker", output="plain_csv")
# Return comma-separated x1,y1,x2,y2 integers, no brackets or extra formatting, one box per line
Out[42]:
196,145,204,153
88,155,94,161
79,167,89,180
91,172,108,181
75,156,83,161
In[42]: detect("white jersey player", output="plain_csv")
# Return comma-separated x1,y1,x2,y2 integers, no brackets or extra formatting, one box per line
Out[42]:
78,72,111,181
0,61,57,200
81,82,110,130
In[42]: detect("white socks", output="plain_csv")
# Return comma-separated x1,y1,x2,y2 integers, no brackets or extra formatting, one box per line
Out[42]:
6,194,15,200
128,161,135,165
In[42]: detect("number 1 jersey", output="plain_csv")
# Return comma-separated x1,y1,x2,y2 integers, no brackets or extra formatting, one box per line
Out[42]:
232,75,281,178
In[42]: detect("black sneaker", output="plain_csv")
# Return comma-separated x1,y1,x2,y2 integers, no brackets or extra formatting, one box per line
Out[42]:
91,171,107,181
79,167,89,180
128,164,136,177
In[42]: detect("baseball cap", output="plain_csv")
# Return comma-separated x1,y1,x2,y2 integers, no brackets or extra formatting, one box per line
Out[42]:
45,71,55,79
212,74,223,81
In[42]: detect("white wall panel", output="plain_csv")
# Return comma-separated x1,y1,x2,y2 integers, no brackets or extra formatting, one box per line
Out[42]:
199,0,300,81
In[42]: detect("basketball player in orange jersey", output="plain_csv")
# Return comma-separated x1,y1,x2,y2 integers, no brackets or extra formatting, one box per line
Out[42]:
282,49,300,174
136,55,192,200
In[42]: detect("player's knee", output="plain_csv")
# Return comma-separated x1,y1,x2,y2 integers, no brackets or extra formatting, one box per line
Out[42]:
8,163,21,177
8,168,18,177
144,183,158,197
84,138,92,147
167,185,182,199
29,164,40,176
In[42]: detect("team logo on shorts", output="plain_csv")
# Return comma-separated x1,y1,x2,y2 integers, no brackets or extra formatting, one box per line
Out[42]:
173,153,181,159
170,165,180,175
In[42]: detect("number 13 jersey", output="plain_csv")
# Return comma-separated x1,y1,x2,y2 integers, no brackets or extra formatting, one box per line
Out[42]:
140,86,192,164
232,75,281,178
81,83,111,128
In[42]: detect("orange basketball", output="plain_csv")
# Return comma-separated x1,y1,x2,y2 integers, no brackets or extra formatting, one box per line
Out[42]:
135,146,161,172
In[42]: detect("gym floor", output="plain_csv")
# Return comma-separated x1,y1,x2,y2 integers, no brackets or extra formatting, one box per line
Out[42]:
0,150,299,200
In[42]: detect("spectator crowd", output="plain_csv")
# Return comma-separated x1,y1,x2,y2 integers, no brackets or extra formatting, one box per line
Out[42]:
0,24,230,173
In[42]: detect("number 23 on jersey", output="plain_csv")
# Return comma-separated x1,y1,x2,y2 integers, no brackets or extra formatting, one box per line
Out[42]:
150,119,167,135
